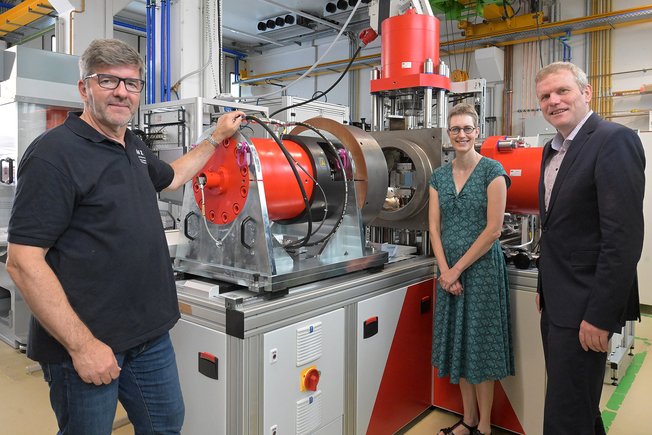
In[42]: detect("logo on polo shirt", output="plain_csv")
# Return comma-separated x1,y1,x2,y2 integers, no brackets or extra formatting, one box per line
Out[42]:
136,149,147,165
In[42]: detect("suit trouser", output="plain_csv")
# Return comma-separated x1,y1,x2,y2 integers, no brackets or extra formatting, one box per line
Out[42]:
540,309,607,435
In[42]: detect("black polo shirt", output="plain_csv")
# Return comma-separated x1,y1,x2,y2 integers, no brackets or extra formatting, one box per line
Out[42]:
8,112,179,362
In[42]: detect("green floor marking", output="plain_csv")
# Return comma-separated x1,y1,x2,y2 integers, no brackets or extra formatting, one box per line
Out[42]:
603,351,647,433
602,410,617,429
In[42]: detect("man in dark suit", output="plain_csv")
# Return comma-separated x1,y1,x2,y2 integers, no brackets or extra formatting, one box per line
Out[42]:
535,61,645,435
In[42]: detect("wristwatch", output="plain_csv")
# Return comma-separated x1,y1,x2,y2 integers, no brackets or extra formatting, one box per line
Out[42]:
205,135,219,148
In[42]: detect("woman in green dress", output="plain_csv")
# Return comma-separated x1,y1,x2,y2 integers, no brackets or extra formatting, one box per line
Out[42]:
429,103,514,435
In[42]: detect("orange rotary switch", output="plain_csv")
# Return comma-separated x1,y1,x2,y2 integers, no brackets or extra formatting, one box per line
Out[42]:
300,366,321,392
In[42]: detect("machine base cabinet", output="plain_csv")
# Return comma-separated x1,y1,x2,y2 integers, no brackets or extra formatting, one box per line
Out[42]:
263,309,345,435
169,319,228,435
169,257,436,435
170,263,556,434
356,281,433,434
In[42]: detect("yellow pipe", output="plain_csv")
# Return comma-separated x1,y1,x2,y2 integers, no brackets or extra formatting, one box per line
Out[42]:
591,0,598,114
591,32,594,113
608,0,614,116
605,0,608,115
604,30,608,115
589,0,600,113
596,30,604,114
604,31,607,116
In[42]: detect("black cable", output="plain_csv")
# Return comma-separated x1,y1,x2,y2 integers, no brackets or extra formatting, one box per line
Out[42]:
512,0,522,16
503,0,514,19
534,2,544,68
311,90,328,102
282,120,349,248
245,115,313,248
269,45,362,119
239,124,255,135
445,14,457,73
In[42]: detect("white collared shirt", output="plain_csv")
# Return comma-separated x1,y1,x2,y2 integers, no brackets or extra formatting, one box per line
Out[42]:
544,110,593,211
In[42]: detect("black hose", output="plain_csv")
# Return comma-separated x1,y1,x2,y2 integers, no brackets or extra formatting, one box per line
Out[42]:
279,120,349,248
245,115,314,248
268,45,363,119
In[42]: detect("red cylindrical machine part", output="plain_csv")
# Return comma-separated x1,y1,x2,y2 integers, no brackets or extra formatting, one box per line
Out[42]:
380,9,440,80
193,137,315,225
193,137,249,225
200,170,226,192
480,136,543,215
253,138,315,221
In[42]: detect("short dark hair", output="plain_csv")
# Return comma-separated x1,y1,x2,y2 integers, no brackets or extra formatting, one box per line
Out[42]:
448,103,478,127
79,39,144,79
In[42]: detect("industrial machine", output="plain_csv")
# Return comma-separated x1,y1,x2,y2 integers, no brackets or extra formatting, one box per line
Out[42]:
158,2,556,434
174,115,390,292
0,45,81,349
159,3,447,433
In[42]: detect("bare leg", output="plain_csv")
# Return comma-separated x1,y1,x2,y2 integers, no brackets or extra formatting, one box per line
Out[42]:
475,380,495,434
437,378,479,435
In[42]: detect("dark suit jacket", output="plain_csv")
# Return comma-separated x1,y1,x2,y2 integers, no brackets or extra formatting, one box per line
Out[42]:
537,113,645,333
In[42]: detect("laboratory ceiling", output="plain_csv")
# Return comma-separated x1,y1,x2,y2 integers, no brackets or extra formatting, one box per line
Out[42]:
0,0,373,51
117,0,372,53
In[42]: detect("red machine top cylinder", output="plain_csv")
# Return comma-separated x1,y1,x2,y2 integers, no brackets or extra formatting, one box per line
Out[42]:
480,136,543,216
380,9,440,80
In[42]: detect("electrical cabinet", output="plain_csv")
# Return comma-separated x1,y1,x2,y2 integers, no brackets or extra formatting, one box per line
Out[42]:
265,96,350,125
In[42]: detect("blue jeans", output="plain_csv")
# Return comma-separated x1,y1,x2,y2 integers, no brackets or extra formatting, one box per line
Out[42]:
41,333,185,435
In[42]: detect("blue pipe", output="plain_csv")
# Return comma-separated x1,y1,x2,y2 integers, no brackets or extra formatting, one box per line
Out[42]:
166,0,171,101
150,1,155,104
0,2,15,9
159,0,165,102
147,0,156,104
223,48,247,59
559,30,571,62
114,20,146,33
146,0,151,103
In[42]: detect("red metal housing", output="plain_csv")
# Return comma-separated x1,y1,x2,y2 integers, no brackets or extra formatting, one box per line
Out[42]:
192,137,315,224
480,136,543,215
370,9,450,93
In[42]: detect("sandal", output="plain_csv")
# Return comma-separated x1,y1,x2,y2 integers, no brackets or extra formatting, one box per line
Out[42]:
471,429,491,435
439,419,477,435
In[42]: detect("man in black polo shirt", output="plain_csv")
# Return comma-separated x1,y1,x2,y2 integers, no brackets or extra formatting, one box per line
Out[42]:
6,38,244,435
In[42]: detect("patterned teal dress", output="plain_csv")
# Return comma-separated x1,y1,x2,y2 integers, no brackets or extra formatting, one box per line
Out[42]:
429,157,514,384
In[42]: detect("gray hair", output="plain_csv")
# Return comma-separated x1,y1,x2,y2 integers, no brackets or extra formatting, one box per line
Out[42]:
448,103,479,127
535,61,589,91
79,38,144,79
